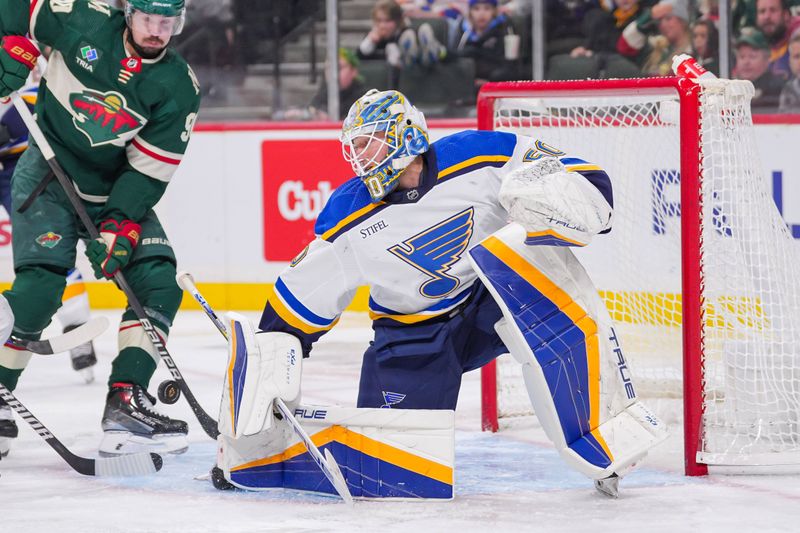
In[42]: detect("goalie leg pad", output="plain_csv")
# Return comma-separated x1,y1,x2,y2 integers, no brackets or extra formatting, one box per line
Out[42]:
470,223,668,479
218,312,303,439
218,406,455,500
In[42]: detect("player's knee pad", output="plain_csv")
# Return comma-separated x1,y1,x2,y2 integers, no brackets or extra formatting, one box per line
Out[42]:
218,312,303,439
470,223,668,480
4,265,68,337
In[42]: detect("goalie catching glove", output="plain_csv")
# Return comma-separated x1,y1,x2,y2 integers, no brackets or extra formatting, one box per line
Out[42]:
218,312,303,439
85,219,141,279
499,157,612,246
0,35,39,98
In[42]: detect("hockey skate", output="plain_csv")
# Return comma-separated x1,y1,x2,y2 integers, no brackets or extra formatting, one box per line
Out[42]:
65,325,97,384
0,397,18,458
99,382,188,457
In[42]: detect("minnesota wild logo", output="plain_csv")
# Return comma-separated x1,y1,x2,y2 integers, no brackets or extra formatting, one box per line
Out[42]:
70,90,145,147
36,232,62,249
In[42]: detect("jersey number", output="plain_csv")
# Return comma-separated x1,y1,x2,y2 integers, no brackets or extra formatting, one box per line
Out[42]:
181,113,197,143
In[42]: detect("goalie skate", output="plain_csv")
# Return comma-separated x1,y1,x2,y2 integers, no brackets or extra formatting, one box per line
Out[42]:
99,383,188,457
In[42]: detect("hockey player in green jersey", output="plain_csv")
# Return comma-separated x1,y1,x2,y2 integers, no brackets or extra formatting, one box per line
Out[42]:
0,0,200,458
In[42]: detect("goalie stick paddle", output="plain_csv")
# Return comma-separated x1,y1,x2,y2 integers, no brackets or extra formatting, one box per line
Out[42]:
0,384,162,477
7,316,109,355
10,93,219,440
176,271,355,504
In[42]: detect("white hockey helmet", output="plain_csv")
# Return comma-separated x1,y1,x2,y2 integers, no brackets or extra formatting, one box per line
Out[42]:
340,89,429,202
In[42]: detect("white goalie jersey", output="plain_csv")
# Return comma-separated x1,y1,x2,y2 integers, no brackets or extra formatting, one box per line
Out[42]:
259,130,613,353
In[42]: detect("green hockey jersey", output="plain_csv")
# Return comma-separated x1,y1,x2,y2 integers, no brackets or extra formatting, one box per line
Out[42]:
1,0,200,221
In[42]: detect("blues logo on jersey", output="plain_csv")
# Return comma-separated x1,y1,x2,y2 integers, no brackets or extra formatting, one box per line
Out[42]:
388,208,475,299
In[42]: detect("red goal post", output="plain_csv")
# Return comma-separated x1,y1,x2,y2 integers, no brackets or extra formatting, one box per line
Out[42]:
476,77,800,476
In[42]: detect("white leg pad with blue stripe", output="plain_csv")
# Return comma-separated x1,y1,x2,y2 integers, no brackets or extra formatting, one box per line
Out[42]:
218,406,455,499
470,223,668,480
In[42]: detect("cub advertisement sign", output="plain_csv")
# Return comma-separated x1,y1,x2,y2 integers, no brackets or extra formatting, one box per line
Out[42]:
261,139,354,261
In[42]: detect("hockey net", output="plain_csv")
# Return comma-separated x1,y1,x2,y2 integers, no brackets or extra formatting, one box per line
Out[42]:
478,78,800,474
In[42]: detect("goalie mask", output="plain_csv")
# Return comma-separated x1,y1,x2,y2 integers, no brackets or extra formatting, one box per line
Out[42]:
125,0,187,36
341,89,430,202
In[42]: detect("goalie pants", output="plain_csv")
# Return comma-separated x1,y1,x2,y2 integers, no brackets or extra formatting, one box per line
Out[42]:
0,143,182,391
357,282,506,409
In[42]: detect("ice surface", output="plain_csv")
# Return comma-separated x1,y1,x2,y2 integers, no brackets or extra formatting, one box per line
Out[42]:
4,311,800,532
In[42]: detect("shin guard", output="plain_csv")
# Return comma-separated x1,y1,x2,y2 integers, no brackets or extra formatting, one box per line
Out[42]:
217,406,455,499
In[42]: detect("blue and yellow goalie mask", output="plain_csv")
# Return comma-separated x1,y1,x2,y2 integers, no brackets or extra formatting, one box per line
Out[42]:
341,89,430,202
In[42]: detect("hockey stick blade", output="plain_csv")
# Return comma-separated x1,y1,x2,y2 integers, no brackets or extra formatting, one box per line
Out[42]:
8,316,109,355
274,398,354,505
0,384,162,477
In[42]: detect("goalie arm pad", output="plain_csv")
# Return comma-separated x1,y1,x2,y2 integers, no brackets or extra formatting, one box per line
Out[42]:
218,312,303,439
499,157,613,247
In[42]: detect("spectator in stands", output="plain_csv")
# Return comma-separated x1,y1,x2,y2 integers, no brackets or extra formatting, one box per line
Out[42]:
399,0,467,18
779,30,800,110
692,18,720,75
545,0,597,57
755,0,800,80
445,0,519,89
734,27,785,108
570,0,645,59
309,49,368,120
358,0,416,68
617,0,693,76
281,48,367,121
733,0,759,33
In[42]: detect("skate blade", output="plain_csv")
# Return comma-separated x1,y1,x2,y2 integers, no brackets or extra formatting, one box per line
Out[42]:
594,474,620,498
77,367,95,384
99,431,189,457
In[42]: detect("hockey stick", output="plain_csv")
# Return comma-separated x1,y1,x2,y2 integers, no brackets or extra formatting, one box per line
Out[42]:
0,383,162,476
10,93,219,440
175,271,354,504
6,316,109,355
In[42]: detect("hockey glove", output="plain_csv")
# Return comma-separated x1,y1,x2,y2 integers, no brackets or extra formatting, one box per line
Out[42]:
0,36,39,98
85,219,141,279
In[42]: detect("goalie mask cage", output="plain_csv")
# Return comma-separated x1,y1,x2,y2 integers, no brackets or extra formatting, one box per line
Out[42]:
477,77,800,476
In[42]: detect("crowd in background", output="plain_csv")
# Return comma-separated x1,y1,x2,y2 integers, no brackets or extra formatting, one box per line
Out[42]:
164,0,800,118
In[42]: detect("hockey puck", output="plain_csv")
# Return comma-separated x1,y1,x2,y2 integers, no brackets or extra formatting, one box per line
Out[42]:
157,380,181,404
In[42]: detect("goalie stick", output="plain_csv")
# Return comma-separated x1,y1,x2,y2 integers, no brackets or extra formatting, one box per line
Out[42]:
175,271,354,505
6,316,109,355
10,93,219,440
0,383,162,476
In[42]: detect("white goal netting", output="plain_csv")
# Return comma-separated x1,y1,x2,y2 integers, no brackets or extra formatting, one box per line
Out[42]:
486,79,800,467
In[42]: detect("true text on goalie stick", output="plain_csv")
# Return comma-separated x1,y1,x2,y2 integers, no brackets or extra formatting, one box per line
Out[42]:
9,93,219,440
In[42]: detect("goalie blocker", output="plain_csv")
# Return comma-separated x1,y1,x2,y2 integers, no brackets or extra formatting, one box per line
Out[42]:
469,223,668,481
217,313,456,500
